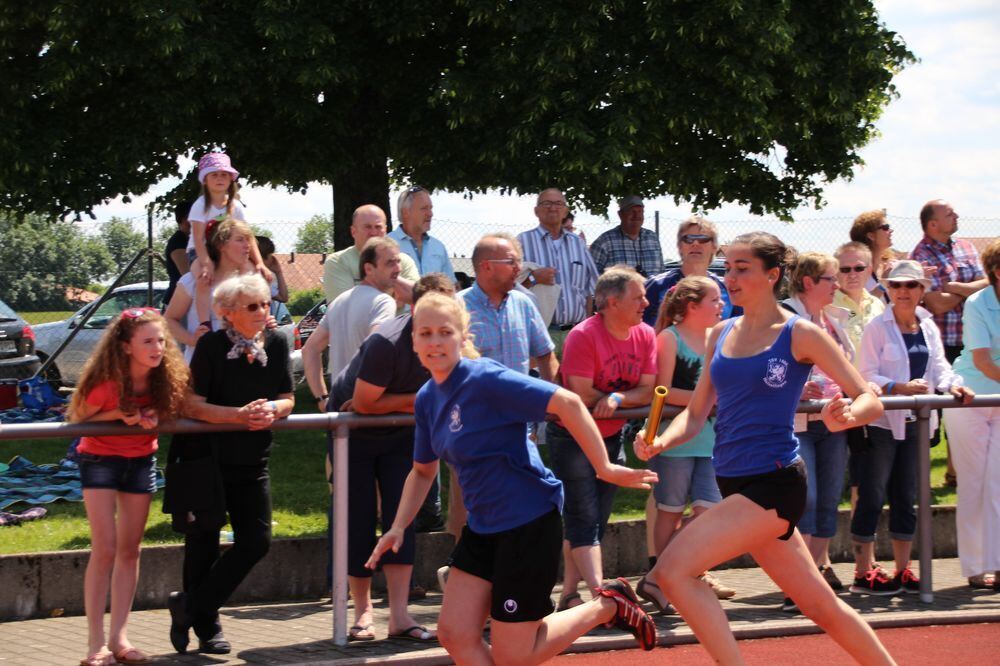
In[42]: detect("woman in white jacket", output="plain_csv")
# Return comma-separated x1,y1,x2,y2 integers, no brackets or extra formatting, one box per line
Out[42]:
852,261,974,596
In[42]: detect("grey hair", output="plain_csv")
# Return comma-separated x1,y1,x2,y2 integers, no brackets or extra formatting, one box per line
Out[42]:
213,274,271,326
396,186,428,225
594,265,644,311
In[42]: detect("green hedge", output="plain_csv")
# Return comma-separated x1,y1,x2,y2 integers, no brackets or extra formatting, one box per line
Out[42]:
288,287,323,316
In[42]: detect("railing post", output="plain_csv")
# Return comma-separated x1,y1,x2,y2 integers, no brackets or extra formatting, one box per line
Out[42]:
332,422,350,645
915,403,933,603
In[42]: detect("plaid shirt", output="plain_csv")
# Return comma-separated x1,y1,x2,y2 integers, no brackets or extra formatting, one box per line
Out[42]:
588,227,664,278
517,226,599,327
910,235,984,346
458,283,554,374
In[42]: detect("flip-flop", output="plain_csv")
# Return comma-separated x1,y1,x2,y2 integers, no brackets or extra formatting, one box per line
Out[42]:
349,623,376,642
113,647,151,664
388,625,436,642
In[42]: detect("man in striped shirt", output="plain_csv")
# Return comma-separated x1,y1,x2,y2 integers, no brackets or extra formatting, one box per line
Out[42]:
517,188,599,353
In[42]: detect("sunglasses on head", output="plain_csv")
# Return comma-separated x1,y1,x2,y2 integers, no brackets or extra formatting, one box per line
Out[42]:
681,234,713,245
839,265,868,273
887,281,921,290
121,307,158,319
241,301,272,312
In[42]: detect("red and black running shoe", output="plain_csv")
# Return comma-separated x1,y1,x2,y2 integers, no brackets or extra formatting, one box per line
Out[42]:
597,578,657,651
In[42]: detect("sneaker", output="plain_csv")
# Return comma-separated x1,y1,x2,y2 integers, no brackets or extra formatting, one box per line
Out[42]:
699,571,736,599
436,565,450,592
780,597,799,613
894,567,920,594
849,567,901,596
819,564,844,591
597,578,657,651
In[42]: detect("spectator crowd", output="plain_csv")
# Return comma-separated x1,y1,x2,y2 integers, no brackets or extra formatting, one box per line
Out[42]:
73,150,998,665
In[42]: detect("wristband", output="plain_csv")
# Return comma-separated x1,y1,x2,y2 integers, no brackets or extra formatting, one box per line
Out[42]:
885,381,895,396
315,394,328,403
609,392,623,406
267,401,277,413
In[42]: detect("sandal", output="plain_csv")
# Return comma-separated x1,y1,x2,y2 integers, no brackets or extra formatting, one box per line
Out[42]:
79,647,115,666
636,576,672,614
113,647,151,664
349,623,376,642
969,573,996,589
597,578,657,651
388,625,437,642
556,591,583,611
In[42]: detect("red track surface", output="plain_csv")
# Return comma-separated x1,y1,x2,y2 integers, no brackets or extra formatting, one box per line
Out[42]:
552,623,1000,665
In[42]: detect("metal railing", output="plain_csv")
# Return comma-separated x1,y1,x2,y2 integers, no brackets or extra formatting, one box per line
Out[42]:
2,394,999,645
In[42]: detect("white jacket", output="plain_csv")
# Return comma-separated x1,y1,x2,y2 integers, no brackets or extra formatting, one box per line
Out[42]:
858,304,962,440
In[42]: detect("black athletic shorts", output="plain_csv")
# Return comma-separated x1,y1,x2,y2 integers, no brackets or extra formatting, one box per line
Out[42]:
716,458,807,540
450,508,562,622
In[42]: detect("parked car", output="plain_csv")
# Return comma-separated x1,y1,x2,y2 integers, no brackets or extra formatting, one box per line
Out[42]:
0,297,41,384
290,299,326,381
34,281,300,386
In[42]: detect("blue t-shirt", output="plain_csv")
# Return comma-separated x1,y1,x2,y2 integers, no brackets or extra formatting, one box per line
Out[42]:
900,329,929,381
413,357,563,534
709,316,811,477
643,268,740,327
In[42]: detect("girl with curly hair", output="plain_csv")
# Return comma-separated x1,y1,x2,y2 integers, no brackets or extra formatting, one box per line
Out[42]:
69,308,189,666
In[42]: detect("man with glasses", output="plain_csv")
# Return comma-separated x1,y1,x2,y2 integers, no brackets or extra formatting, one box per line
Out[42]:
323,204,420,305
389,186,457,283
517,188,599,353
642,216,741,327
589,196,664,277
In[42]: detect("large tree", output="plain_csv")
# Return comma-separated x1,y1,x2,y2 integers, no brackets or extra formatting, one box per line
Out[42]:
0,2,912,248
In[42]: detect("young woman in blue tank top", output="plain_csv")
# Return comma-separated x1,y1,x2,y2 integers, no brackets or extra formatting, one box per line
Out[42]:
634,233,894,665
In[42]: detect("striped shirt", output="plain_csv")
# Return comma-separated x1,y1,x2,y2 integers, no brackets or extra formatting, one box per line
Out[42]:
458,283,554,374
516,226,599,327
910,235,984,346
588,227,664,277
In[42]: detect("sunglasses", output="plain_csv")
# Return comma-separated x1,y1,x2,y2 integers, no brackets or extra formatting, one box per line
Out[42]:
121,307,159,319
486,258,520,266
839,265,868,273
815,276,837,283
878,224,891,231
680,234,714,245
887,281,922,290
241,301,272,312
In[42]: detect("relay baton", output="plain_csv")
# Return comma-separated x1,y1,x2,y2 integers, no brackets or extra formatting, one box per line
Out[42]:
644,386,669,445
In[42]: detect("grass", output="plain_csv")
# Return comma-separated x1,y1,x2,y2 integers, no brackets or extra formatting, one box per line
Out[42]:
0,389,958,554
20,311,75,325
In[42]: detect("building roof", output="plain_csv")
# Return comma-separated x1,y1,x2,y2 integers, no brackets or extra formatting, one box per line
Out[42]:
273,253,326,293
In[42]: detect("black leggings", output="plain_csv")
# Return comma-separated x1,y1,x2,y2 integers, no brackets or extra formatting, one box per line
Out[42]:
183,464,271,638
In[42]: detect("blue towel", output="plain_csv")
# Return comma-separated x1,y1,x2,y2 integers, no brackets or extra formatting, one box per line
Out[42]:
0,455,164,511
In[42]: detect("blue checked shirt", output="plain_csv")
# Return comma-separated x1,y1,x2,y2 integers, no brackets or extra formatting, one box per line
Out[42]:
588,226,664,278
516,226,599,327
388,227,457,281
458,283,554,374
910,235,984,346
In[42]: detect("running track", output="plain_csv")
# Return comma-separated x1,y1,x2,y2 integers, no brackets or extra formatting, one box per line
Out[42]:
552,623,1000,665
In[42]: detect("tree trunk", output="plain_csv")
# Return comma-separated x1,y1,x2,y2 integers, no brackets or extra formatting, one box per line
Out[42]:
331,155,391,251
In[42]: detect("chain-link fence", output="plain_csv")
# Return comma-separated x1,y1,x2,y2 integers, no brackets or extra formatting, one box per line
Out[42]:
5,210,996,387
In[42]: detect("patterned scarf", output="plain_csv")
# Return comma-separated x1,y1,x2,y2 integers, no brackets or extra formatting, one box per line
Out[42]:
225,327,268,366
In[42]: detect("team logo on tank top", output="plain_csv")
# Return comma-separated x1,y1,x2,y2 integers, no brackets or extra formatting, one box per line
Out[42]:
763,357,789,388
449,404,464,432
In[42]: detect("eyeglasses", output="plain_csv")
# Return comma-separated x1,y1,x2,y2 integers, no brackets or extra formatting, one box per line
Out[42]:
121,307,158,319
887,281,921,290
878,224,891,232
815,276,837,283
486,258,520,266
680,234,714,245
839,265,868,273
537,200,566,209
240,301,272,312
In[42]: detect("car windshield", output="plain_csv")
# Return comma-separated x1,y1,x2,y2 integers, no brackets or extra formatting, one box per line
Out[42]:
0,299,19,321
81,289,164,329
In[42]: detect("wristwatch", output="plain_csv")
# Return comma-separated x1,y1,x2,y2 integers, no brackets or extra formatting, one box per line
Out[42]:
526,271,537,287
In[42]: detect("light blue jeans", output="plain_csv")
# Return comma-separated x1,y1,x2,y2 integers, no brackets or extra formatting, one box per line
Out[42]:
796,420,848,538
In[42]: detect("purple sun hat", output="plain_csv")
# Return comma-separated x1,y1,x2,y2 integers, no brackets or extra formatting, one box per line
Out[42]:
197,152,239,183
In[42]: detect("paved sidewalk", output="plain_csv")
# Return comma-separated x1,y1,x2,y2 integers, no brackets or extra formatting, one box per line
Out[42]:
1,558,997,665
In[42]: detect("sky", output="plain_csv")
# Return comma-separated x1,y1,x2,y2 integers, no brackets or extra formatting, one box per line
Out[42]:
89,0,999,259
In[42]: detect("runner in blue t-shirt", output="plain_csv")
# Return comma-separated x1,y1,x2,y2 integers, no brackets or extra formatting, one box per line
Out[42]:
366,292,658,662
633,233,894,665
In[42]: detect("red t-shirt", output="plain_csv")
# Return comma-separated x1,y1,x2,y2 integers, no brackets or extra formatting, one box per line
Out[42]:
77,380,157,457
560,315,658,437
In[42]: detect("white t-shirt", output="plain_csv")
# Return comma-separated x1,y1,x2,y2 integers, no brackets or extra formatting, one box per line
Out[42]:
185,195,247,253
176,272,222,363
322,284,395,381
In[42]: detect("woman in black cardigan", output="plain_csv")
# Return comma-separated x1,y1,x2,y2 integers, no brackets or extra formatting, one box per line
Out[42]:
167,274,294,654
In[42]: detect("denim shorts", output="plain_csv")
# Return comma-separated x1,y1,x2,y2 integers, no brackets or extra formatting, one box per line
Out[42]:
78,453,157,494
647,455,721,512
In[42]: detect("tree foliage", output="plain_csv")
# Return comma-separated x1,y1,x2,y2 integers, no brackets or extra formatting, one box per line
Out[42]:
0,214,114,309
0,1,913,246
294,215,335,254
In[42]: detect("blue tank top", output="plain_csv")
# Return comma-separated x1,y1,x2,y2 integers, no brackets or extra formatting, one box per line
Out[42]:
709,315,811,477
